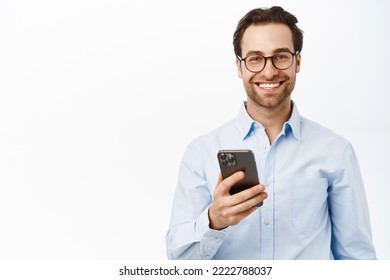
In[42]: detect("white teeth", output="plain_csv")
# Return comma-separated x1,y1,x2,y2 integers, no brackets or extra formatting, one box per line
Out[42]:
259,83,280,88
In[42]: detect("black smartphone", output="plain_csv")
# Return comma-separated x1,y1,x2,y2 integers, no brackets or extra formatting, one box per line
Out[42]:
217,149,262,206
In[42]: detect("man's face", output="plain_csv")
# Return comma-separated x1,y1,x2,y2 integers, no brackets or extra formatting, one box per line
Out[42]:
236,23,301,109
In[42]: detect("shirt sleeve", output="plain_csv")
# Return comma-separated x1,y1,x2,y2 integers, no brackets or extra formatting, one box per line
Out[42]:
328,142,376,259
165,142,226,259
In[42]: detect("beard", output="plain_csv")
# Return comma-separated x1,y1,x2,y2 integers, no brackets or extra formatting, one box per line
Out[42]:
244,74,296,109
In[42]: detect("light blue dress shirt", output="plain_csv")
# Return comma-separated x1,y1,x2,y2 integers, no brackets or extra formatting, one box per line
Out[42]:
166,101,376,260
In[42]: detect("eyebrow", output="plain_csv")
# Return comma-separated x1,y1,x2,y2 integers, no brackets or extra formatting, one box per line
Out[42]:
245,47,293,57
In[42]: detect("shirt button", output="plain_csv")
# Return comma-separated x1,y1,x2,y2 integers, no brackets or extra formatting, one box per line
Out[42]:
216,237,223,241
265,181,270,187
250,132,254,136
264,219,271,225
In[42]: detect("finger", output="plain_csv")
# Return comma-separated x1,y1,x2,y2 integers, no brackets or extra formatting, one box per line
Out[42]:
225,191,268,216
214,171,245,197
225,204,260,227
229,184,266,206
217,173,223,185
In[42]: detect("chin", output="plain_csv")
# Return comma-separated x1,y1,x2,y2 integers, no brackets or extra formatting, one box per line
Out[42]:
249,92,290,109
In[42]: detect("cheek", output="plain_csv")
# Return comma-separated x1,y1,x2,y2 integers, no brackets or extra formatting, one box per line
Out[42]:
283,69,297,81
242,71,256,83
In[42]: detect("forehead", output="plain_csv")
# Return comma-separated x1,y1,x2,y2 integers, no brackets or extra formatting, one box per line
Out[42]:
241,23,294,55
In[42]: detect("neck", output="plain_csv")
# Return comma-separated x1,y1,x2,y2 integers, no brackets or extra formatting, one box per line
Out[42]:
246,98,292,144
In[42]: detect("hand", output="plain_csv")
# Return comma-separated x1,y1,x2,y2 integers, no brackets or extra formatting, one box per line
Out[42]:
208,171,268,230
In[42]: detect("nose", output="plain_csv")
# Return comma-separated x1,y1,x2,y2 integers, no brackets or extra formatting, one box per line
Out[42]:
261,57,279,79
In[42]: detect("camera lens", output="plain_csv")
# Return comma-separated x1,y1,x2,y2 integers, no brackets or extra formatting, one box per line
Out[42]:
220,153,227,160
222,160,228,166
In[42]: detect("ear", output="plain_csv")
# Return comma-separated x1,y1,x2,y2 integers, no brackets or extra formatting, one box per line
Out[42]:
236,57,243,78
295,52,301,73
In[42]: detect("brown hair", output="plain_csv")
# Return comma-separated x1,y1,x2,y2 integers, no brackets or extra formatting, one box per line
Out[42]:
233,6,304,57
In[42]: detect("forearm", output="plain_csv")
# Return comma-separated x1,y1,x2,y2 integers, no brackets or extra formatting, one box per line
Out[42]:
166,207,226,260
329,143,376,259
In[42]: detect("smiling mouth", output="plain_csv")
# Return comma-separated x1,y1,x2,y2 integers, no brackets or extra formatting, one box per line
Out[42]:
257,82,282,89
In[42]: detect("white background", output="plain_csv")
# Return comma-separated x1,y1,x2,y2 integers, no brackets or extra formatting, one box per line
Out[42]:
0,0,389,260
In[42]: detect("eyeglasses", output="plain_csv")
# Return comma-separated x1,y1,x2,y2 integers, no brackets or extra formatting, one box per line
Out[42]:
237,51,299,73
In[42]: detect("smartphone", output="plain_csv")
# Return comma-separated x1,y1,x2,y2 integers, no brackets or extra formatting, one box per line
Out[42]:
217,149,262,206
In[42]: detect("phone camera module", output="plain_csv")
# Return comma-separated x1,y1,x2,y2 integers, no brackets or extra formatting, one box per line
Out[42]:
219,152,236,166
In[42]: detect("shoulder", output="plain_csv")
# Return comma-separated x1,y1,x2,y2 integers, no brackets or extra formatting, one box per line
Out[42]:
180,118,239,178
299,116,351,152
190,117,239,148
301,116,347,140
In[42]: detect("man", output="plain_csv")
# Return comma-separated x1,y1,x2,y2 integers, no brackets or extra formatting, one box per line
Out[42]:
166,6,376,260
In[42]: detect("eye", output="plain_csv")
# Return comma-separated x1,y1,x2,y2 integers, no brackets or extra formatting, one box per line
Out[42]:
274,53,290,61
247,55,264,63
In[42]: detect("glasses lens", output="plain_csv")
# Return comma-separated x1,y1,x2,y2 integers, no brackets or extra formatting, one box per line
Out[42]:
244,52,294,72
272,52,293,70
245,54,265,72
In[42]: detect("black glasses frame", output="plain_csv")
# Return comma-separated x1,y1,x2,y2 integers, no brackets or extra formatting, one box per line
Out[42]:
237,51,299,73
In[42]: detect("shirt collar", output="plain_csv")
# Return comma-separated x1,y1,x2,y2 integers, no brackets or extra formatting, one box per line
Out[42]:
283,101,301,141
235,102,256,140
235,101,301,141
